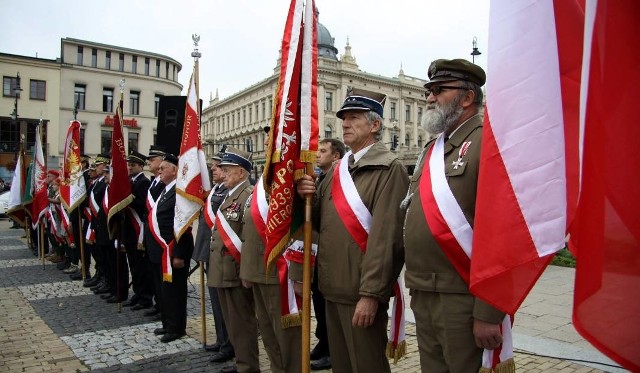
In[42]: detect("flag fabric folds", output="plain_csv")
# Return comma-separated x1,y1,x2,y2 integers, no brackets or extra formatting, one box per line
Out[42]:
107,97,133,238
31,122,48,228
60,120,87,213
570,1,640,371
7,142,27,226
174,67,211,241
263,0,318,272
471,0,572,315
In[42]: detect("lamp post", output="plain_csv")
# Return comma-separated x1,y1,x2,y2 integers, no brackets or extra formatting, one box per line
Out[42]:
9,73,22,154
470,36,482,64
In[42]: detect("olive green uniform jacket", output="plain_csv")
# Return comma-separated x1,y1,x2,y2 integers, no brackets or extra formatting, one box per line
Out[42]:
404,114,504,323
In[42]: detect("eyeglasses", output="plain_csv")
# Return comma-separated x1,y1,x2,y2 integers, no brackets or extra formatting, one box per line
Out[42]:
424,86,468,98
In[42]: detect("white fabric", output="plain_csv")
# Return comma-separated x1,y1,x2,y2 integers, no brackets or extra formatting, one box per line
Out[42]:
339,151,371,232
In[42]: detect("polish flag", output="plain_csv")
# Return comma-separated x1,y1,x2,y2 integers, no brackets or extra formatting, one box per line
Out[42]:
570,1,640,371
470,0,583,314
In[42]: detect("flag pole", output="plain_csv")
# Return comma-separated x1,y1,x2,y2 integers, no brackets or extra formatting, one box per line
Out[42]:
78,213,86,280
116,82,125,314
302,164,314,373
39,219,45,268
191,33,207,348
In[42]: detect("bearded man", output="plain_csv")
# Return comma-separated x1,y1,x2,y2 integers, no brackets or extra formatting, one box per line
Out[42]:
402,59,505,373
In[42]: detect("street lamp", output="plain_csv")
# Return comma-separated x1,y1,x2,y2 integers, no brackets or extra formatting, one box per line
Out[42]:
390,120,399,152
470,36,482,64
10,73,22,124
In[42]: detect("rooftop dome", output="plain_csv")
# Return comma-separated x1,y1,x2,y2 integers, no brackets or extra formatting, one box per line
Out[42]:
317,16,338,60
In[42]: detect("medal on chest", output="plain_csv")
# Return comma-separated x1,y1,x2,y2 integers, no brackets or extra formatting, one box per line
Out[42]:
452,141,472,170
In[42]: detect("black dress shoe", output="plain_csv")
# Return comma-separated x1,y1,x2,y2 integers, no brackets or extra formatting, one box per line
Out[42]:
131,303,152,311
100,293,114,300
70,272,83,280
220,365,238,373
106,296,126,304
204,343,221,352
122,299,137,307
94,286,111,295
144,308,160,317
153,328,167,335
210,351,234,363
310,344,329,360
310,356,332,371
160,332,185,343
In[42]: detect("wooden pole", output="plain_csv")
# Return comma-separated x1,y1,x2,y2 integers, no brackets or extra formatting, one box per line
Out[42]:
301,163,314,373
78,212,86,281
200,261,207,347
39,219,45,269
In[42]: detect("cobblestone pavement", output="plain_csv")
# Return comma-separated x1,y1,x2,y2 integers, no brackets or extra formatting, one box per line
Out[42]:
0,220,619,372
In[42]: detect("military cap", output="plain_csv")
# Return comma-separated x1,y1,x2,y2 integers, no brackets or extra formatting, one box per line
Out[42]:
148,145,166,158
103,165,111,173
425,58,486,88
219,147,252,172
88,163,96,171
94,154,111,165
211,152,225,162
127,150,147,165
162,153,179,166
80,154,91,162
336,88,387,119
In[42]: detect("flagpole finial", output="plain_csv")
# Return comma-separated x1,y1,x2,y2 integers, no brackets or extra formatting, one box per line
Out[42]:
191,34,202,60
119,79,126,92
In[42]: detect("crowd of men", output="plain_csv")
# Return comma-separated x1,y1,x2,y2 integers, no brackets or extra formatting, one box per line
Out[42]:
31,58,503,373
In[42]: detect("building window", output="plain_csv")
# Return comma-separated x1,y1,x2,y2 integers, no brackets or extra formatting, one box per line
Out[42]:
101,130,112,154
119,53,124,72
248,107,253,124
105,51,111,69
132,56,137,74
390,102,397,120
418,135,423,148
405,104,411,121
405,134,410,147
0,120,19,153
165,63,169,78
145,58,150,75
261,102,266,120
79,128,85,154
128,132,139,152
173,65,176,80
325,92,333,111
243,109,246,125
30,80,46,100
268,98,273,119
74,84,86,110
130,91,140,115
91,48,97,68
324,126,332,139
156,60,160,77
3,76,19,97
154,94,162,117
418,107,423,123
103,88,114,112
77,46,83,65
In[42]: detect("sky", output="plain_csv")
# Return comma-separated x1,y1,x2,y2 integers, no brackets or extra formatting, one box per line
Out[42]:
1,0,489,106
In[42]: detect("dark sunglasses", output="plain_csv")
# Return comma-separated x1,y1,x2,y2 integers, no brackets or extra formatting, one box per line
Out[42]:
424,86,468,98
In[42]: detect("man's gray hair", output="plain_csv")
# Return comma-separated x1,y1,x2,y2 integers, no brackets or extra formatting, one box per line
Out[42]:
365,111,384,141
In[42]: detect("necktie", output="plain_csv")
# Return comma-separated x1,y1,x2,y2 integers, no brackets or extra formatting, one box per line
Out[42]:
348,154,356,169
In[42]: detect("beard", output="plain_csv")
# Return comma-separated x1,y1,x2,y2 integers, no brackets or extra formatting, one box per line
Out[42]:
421,94,464,135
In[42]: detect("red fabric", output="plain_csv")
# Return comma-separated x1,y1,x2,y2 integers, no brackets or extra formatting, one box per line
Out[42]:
250,184,267,245
330,160,368,251
107,99,132,234
60,120,87,213
419,145,471,284
31,124,48,227
570,1,640,371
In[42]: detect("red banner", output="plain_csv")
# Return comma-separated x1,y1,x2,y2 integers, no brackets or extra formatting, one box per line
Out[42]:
107,97,133,238
60,120,87,212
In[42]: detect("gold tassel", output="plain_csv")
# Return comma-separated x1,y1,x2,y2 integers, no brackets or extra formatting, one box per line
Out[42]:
477,358,516,373
294,169,306,182
386,340,407,364
299,150,317,164
281,313,302,328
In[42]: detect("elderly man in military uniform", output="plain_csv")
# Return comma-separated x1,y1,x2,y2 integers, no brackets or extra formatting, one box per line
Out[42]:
208,147,257,373
403,59,505,372
297,88,409,372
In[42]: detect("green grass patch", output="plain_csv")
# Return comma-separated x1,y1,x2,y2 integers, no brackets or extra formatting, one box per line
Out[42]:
551,247,576,268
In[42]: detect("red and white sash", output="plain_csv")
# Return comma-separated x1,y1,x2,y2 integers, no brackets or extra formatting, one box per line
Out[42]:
90,189,100,217
203,187,218,229
146,177,160,212
102,185,110,215
214,209,242,263
420,134,513,371
252,178,301,327
148,191,175,282
331,152,407,362
85,221,96,242
126,207,144,249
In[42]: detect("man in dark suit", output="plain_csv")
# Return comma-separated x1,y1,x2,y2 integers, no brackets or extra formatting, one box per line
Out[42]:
142,145,167,317
122,150,152,309
89,155,113,297
147,153,194,343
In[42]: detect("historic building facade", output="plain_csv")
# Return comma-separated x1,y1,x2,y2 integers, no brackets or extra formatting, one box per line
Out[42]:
201,22,431,176
0,38,182,179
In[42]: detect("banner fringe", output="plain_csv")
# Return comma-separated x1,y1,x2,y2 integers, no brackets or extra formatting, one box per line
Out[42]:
176,188,206,206
162,274,173,283
107,195,134,239
266,235,290,274
281,312,302,328
478,358,515,373
299,150,317,164
386,340,407,364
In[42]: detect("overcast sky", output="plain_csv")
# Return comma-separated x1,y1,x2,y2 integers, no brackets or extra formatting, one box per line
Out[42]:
1,0,489,105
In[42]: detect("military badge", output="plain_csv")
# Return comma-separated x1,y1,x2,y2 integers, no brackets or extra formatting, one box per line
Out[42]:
452,141,472,170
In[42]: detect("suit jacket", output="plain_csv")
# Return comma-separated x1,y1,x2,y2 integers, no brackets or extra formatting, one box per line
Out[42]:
193,183,228,263
146,183,194,264
143,176,165,255
239,191,279,285
403,114,504,323
91,177,109,244
123,172,151,247
207,179,253,288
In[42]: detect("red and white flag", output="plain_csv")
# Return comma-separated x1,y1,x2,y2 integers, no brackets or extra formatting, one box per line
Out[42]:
31,122,48,227
570,1,640,371
7,142,27,226
470,0,583,315
107,96,133,237
174,67,211,241
263,0,318,273
60,120,87,213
